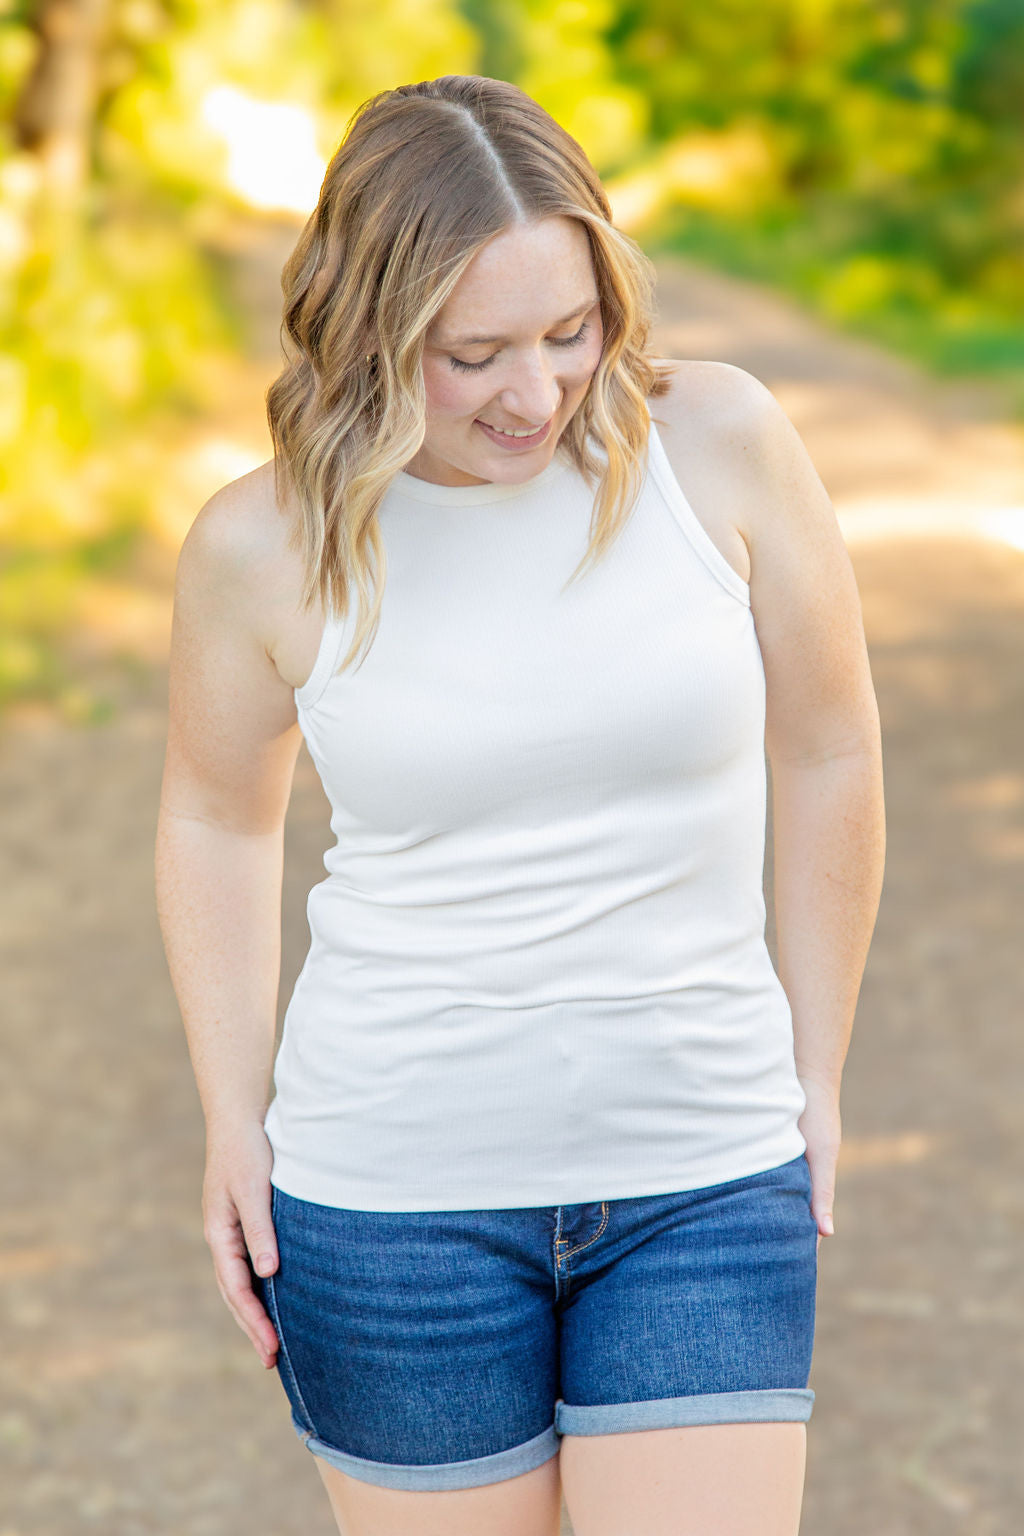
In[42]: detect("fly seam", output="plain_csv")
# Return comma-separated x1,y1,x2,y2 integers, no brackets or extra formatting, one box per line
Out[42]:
562,1200,610,1260
553,1206,568,1266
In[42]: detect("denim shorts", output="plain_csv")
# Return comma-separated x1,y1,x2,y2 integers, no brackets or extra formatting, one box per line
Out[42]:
255,1151,818,1492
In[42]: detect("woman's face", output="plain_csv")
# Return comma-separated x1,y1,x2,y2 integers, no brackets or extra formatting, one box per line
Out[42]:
404,216,604,487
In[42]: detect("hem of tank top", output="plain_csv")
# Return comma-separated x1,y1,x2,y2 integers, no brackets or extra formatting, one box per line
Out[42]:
645,421,752,608
293,604,346,712
264,1132,809,1212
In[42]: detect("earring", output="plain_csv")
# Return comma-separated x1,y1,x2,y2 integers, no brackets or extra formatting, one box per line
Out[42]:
365,352,373,363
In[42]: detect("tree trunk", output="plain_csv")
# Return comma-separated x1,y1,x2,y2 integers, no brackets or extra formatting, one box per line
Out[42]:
13,0,111,201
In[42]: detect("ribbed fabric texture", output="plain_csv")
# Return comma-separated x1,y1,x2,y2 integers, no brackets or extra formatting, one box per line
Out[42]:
263,409,807,1211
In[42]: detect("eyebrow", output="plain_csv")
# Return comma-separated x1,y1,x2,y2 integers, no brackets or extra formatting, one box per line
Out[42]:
440,297,599,349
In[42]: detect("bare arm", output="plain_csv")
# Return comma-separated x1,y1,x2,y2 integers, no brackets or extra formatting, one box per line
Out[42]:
717,365,886,1238
154,479,304,1367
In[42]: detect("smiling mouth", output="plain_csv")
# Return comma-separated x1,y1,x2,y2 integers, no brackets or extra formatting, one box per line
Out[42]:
478,414,555,439
477,419,550,437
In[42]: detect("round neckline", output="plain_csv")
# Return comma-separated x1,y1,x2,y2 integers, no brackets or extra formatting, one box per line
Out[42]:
389,450,571,506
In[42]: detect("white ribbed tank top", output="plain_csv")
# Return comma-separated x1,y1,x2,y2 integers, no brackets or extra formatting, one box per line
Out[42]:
263,408,808,1211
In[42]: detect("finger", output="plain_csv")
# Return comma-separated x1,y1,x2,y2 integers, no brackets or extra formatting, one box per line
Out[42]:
218,1265,277,1363
207,1228,279,1363
806,1167,836,1237
231,1255,280,1351
236,1191,279,1279
218,1271,280,1370
223,1250,279,1347
815,1202,835,1236
218,1290,279,1369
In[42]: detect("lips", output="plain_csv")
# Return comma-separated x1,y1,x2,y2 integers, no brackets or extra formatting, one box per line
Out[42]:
478,420,548,435
474,416,553,450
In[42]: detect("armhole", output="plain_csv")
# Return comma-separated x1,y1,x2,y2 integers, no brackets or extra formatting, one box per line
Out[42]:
646,416,752,608
294,599,345,713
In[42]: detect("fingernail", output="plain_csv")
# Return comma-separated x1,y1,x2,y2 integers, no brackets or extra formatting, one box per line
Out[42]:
823,1214,835,1235
255,1254,275,1275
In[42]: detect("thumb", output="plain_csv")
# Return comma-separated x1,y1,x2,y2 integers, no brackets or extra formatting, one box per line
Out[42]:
238,1192,279,1277
811,1177,836,1236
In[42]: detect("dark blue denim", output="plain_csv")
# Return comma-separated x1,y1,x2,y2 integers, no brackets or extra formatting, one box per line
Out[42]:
256,1151,818,1491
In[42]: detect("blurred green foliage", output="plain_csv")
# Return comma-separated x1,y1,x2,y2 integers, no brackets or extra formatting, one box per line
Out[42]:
1,0,1022,717
609,0,1024,403
0,0,475,718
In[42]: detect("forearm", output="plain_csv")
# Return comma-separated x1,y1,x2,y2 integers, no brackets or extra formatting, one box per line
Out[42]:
769,745,886,1096
154,810,284,1138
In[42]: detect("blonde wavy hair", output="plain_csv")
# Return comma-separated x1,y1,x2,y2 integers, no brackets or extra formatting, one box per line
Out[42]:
267,74,676,673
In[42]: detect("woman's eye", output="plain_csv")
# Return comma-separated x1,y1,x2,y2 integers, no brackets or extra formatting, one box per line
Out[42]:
550,320,590,352
448,320,591,374
448,354,494,375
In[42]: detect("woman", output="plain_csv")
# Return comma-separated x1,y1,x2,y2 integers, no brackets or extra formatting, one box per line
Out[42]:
155,74,885,1536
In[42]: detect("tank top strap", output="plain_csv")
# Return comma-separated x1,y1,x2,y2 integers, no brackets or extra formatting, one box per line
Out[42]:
645,415,751,608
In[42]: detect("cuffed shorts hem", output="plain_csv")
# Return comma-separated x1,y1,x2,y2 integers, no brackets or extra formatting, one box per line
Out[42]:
288,1388,814,1491
292,1416,561,1492
555,1387,815,1436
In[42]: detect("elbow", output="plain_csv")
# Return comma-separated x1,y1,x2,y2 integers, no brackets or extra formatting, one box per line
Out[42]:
766,726,883,771
766,692,883,771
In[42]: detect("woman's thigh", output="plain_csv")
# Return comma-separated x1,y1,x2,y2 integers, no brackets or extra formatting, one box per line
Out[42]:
560,1421,806,1536
314,1454,563,1536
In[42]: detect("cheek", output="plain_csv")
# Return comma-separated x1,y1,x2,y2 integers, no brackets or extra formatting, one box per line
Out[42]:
424,364,486,420
566,335,603,390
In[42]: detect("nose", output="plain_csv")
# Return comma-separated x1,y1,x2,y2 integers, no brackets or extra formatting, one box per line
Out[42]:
496,351,563,427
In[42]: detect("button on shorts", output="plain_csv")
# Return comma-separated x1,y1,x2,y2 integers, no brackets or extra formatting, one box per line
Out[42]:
255,1150,818,1492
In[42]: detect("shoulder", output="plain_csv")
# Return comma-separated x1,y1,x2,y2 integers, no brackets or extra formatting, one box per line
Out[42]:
182,459,290,577
645,358,784,586
163,463,309,823
176,459,306,639
646,360,875,764
649,357,782,465
647,357,831,560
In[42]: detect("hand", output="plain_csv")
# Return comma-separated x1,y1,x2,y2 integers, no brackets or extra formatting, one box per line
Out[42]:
202,1121,280,1369
796,1074,842,1252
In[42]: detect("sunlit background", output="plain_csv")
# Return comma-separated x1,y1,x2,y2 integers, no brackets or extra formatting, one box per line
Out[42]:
2,4,1024,1534
2,0,1023,720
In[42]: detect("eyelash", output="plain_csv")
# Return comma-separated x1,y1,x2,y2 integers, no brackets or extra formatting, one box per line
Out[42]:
448,320,591,374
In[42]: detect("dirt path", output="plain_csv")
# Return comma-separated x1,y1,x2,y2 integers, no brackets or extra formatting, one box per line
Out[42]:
3,223,1023,1534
